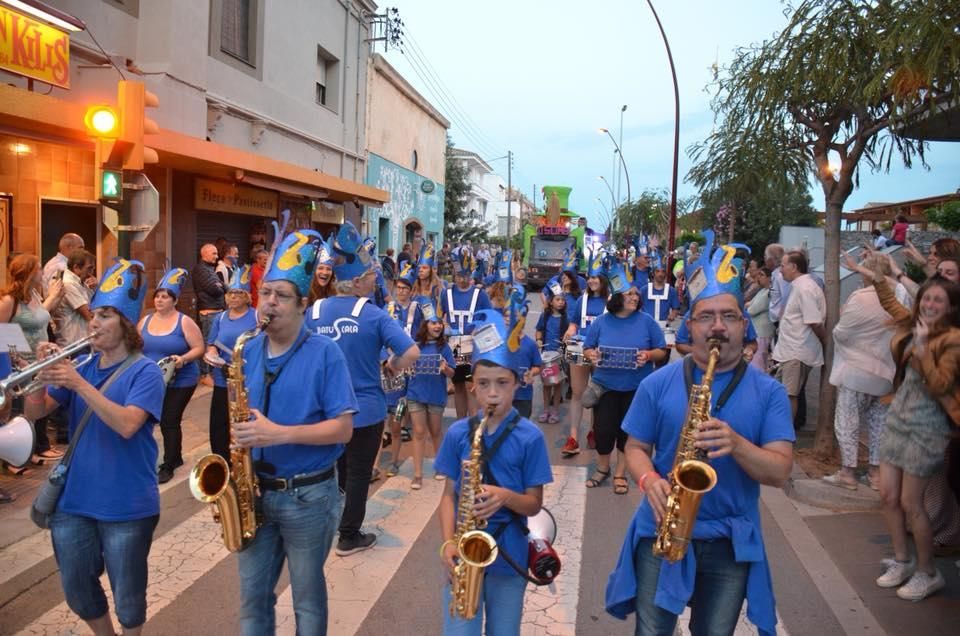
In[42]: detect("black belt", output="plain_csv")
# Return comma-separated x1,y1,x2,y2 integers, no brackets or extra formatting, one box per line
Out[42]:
258,466,335,491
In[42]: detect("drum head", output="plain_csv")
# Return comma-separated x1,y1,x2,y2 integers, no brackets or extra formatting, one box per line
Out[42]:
527,508,557,544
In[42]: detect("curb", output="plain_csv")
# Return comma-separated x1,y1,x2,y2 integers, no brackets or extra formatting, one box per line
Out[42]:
786,477,881,512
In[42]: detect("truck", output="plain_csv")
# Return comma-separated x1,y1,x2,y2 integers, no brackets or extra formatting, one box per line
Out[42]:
522,185,586,288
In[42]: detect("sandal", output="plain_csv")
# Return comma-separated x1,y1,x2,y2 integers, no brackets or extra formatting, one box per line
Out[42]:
548,413,560,424
586,469,611,488
6,464,30,476
0,488,14,504
538,412,549,423
370,468,383,483
613,477,629,495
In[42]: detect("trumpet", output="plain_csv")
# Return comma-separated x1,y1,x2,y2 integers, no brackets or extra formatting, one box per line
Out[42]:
0,336,94,409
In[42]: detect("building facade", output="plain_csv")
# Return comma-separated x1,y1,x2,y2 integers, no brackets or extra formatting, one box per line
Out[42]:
0,0,387,296
447,147,524,238
365,54,447,254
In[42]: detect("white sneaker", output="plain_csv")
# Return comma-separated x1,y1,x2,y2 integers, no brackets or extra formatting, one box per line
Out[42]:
876,557,916,588
896,569,946,601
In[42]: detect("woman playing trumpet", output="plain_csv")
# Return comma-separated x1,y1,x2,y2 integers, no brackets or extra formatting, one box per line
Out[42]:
25,259,165,636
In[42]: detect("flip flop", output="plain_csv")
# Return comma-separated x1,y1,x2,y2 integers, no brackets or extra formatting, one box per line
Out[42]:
613,477,629,495
586,469,611,488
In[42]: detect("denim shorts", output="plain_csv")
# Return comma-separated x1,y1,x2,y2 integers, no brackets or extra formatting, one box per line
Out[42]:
50,511,159,629
408,400,444,416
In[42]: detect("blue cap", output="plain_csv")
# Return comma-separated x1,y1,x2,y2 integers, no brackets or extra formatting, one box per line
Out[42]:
470,309,522,376
331,221,374,281
419,243,436,269
452,248,474,276
156,267,188,298
684,229,750,309
263,229,324,297
90,258,147,324
396,261,416,287
496,249,513,284
562,247,579,273
586,245,607,278
229,264,252,293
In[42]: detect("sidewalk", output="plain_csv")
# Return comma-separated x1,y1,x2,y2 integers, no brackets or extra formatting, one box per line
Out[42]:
0,385,216,548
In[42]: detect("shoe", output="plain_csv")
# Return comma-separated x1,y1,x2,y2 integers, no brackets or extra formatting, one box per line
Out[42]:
561,437,580,456
157,464,175,484
335,531,377,556
32,448,64,464
896,569,945,601
585,469,610,488
370,468,383,483
538,412,549,423
401,427,412,442
877,557,916,588
586,430,596,450
385,462,401,478
411,476,423,490
613,476,630,495
822,472,858,491
0,488,14,504
381,432,392,449
6,464,30,476
860,473,880,492
434,472,445,481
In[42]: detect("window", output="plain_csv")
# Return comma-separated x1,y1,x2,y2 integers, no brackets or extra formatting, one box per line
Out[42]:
411,150,419,170
316,45,340,111
209,0,263,78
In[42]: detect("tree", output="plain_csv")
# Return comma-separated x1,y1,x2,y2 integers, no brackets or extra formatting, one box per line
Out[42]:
613,189,696,246
687,0,960,456
444,137,490,244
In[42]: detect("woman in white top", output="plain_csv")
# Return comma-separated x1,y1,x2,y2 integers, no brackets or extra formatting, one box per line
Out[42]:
746,267,773,371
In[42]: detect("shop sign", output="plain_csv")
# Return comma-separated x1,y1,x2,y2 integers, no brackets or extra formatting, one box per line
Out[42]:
311,202,344,225
420,179,435,194
0,6,70,89
195,178,278,217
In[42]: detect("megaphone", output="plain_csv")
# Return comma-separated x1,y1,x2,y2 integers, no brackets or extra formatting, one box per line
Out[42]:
526,508,561,583
0,416,36,467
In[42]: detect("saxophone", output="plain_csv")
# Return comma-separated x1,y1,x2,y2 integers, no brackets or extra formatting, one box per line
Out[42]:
653,339,720,562
447,407,500,620
189,317,271,553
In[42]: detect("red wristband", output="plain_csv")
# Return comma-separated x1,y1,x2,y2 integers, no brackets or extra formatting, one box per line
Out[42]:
639,471,659,493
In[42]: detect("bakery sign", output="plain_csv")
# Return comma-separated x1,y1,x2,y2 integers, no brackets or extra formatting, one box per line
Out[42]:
0,5,70,89
195,178,278,217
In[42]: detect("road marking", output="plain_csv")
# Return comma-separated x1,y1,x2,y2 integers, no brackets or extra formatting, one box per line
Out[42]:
15,508,231,635
521,464,587,636
276,458,444,635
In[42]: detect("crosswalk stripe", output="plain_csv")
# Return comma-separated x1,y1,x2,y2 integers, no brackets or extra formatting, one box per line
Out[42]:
15,508,231,635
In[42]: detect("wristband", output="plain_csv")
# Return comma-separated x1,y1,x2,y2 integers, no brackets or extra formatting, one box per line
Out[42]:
639,471,659,493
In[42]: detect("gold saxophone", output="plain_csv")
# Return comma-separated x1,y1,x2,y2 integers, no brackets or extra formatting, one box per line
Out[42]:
653,339,720,562
189,317,271,553
447,408,500,620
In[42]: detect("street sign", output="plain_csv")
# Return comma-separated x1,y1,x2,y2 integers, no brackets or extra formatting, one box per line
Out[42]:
102,172,159,242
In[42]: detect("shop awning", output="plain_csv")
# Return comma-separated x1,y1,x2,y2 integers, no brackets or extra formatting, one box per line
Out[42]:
0,84,388,205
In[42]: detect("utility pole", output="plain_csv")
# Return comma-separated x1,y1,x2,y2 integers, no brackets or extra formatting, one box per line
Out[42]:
506,150,513,239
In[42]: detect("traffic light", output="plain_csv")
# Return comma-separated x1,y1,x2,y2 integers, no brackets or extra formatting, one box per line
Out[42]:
100,168,123,205
83,105,120,138
85,103,123,203
118,80,160,170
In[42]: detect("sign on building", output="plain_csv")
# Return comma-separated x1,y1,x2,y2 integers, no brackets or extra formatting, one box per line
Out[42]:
0,5,70,89
194,178,278,216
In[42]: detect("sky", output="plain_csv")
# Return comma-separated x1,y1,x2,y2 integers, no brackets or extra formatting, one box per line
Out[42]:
381,0,960,231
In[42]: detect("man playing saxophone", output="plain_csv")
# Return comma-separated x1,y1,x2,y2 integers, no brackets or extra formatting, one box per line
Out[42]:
606,231,794,636
231,229,357,636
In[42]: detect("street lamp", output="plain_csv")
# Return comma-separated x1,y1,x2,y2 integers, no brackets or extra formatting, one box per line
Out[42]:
597,176,615,227
598,128,631,209
485,151,514,238
595,197,612,231
617,105,627,204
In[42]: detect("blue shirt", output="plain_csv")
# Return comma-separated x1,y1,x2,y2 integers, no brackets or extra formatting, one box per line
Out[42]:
406,340,455,406
305,296,416,427
434,411,553,577
514,336,543,401
605,362,794,634
535,311,567,352
49,354,165,521
243,328,358,477
584,311,666,391
631,267,650,291
206,308,259,388
568,293,606,331
386,298,423,338
440,286,492,334
140,312,199,388
674,310,758,346
641,284,680,322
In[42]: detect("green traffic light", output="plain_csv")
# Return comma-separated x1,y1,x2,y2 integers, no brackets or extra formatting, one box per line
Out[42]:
102,170,121,199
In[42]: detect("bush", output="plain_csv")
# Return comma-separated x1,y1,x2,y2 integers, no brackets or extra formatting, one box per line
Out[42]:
678,231,706,246
926,201,960,232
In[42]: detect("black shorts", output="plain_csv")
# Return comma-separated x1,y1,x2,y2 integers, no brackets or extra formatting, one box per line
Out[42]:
452,363,472,384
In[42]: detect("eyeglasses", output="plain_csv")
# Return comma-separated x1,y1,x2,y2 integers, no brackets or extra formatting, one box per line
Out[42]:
258,287,299,303
690,312,743,326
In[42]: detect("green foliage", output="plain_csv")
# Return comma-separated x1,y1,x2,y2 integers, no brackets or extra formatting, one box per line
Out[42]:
677,231,705,246
926,201,960,231
904,259,927,283
444,137,489,244
611,189,696,247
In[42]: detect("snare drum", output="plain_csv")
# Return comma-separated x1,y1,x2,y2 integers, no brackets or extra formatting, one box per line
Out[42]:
450,335,474,366
540,351,566,386
564,342,588,366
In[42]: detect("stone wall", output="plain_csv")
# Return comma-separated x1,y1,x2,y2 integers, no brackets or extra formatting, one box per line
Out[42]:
840,230,960,252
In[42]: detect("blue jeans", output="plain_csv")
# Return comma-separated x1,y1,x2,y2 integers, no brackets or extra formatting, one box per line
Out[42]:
441,572,527,635
238,474,343,636
633,537,749,636
50,511,159,629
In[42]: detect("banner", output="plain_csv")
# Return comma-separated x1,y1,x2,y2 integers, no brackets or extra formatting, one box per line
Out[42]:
0,5,70,89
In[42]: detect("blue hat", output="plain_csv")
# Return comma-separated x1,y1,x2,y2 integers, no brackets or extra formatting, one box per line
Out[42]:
331,221,374,281
606,258,633,295
562,247,579,273
90,258,147,324
506,283,529,351
651,251,665,271
684,230,750,308
396,261,416,287
263,229,324,297
420,300,441,323
156,267,188,298
586,245,607,278
496,249,513,284
419,243,436,269
470,309,522,376
452,248,474,276
317,233,335,267
634,234,650,257
229,264,252,293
